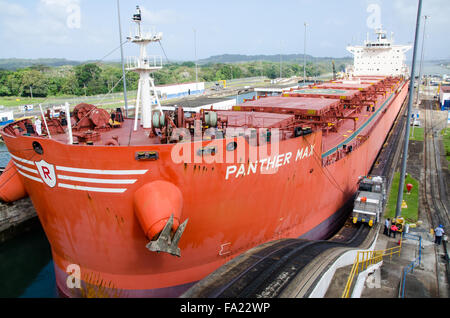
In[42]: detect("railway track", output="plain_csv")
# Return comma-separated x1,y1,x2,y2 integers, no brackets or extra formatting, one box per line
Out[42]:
182,224,370,298
371,95,408,183
422,98,450,296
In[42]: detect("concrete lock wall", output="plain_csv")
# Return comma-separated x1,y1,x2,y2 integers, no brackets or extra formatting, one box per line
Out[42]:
308,231,380,298
157,82,205,100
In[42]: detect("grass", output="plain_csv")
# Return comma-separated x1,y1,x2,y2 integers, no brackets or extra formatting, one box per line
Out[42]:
385,172,419,223
0,96,48,107
443,127,450,168
409,127,424,141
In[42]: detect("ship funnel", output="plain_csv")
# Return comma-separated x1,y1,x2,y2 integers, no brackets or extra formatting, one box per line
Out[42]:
133,181,188,257
0,160,28,203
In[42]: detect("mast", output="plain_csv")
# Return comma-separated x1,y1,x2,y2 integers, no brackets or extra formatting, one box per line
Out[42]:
127,5,163,131
117,0,129,118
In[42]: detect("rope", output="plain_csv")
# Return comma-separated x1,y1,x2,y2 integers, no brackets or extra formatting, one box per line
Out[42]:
158,41,171,64
97,40,129,64
97,70,132,106
302,136,346,195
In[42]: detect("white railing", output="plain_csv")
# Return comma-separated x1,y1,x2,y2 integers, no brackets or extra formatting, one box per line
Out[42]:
127,26,163,43
126,55,163,71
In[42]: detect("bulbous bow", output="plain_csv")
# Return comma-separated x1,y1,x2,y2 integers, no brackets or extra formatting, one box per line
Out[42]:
133,180,188,257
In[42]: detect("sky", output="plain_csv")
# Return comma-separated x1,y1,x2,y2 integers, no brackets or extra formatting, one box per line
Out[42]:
0,0,449,62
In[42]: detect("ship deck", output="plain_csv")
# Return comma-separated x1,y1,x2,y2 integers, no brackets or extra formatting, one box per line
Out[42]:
51,118,163,146
3,76,403,159
35,98,384,156
288,88,361,100
315,82,373,91
236,97,340,116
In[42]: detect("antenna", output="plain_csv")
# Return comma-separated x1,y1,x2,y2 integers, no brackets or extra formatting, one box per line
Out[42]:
126,5,164,131
117,0,129,118
133,5,142,22
303,22,308,84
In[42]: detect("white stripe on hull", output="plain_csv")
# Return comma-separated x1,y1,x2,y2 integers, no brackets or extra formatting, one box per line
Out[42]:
58,175,137,185
55,166,148,175
10,154,35,166
58,183,127,193
11,155,141,193
13,160,38,175
17,170,43,183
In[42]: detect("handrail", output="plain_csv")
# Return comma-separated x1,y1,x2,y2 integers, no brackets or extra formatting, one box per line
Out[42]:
342,234,403,298
399,233,422,298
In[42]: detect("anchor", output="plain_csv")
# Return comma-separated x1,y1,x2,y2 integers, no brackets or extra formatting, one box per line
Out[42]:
146,214,188,257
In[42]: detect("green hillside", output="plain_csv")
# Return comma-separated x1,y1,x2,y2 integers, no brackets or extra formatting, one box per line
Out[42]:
0,58,80,71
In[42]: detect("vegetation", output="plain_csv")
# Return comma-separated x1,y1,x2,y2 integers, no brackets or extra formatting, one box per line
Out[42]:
198,53,351,66
443,127,450,168
0,58,80,71
0,63,139,99
409,127,424,141
385,172,419,223
0,56,350,101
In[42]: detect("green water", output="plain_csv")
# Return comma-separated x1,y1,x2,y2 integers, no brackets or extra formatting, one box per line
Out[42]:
0,143,57,298
0,225,57,298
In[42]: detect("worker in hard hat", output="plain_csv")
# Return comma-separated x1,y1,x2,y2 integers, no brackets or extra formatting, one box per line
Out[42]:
434,225,445,245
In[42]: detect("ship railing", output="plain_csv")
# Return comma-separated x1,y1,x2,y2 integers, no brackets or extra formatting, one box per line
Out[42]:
322,138,363,167
342,234,403,298
127,26,162,43
126,55,163,71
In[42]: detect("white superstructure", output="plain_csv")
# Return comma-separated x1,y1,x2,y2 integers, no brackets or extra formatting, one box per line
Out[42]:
347,28,412,77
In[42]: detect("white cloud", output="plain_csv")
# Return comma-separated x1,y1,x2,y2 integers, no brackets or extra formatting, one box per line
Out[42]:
0,0,82,47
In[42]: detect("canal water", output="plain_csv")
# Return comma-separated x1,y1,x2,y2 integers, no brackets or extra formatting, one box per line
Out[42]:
236,91,257,104
0,143,57,298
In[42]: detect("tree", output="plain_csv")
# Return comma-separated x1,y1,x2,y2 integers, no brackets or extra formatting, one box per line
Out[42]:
0,70,12,96
74,63,103,95
100,66,122,93
181,61,195,68
20,69,48,97
60,73,79,95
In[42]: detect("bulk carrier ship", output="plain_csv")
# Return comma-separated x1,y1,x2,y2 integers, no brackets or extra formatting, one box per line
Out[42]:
0,8,411,297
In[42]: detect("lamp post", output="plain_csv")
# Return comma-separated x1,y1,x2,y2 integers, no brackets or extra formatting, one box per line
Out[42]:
416,15,430,105
194,28,198,84
117,0,129,117
303,22,308,84
395,0,423,219
280,40,283,79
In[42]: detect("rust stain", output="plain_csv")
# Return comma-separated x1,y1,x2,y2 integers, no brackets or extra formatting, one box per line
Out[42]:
80,271,124,298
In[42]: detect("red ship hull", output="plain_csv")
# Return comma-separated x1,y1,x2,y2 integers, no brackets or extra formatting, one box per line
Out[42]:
0,78,408,297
